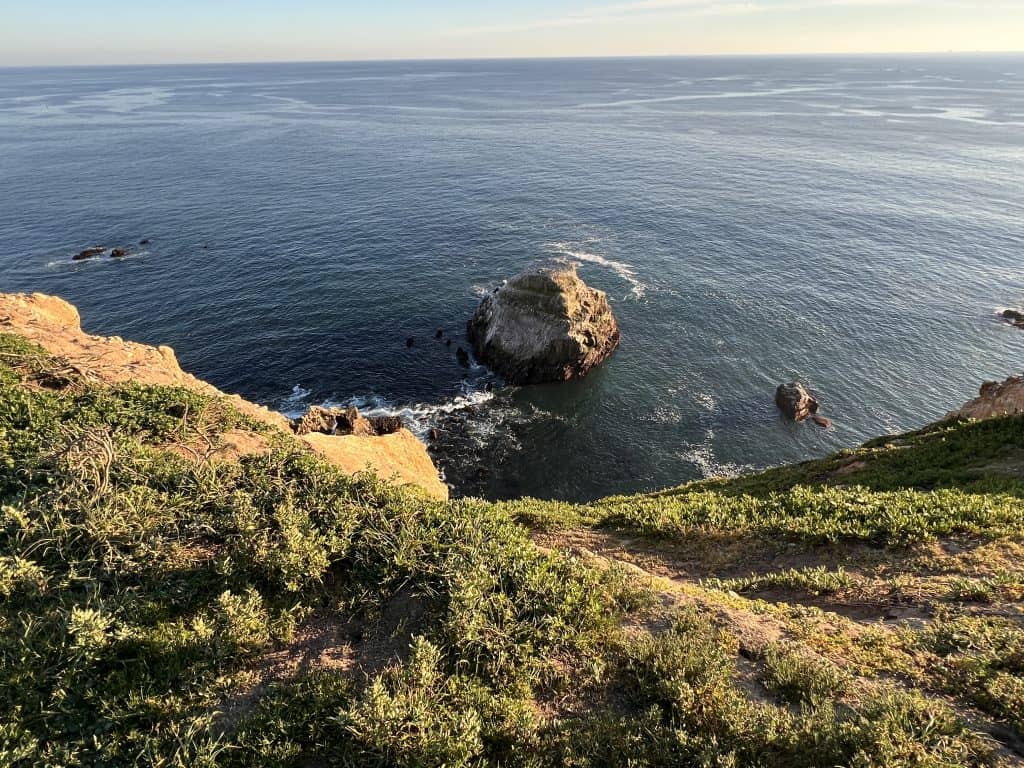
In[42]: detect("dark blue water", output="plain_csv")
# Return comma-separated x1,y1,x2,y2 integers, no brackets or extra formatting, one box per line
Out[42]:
2,56,1023,500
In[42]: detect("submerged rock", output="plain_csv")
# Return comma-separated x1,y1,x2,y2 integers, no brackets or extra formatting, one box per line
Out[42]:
776,382,820,422
1002,309,1024,329
467,265,620,384
73,246,106,261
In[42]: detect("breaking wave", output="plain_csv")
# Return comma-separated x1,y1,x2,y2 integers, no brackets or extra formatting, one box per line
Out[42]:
278,381,496,440
677,431,756,480
545,242,647,299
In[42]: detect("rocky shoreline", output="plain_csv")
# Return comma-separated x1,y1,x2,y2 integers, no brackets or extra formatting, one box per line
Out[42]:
7,281,1022,503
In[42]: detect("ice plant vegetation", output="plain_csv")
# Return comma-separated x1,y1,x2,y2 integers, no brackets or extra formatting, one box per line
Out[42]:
1,333,1022,766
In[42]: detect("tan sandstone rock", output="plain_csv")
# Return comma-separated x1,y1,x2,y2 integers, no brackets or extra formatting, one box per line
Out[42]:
946,375,1024,422
294,406,376,437
0,292,448,500
467,265,620,384
300,431,448,500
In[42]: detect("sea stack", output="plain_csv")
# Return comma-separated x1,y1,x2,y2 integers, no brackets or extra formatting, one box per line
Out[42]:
467,265,620,384
776,382,820,422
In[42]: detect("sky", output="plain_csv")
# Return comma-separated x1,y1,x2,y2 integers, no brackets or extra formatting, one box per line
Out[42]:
2,0,1023,66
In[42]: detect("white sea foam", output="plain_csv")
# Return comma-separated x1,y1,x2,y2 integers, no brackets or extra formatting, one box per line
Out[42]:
283,385,312,407
647,405,682,424
571,85,826,110
545,242,646,299
694,392,717,412
279,383,496,439
678,431,755,480
46,249,151,270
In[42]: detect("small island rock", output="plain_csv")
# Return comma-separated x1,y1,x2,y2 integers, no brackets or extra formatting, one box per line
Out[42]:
110,248,128,258
467,265,620,384
1001,309,1024,329
776,382,820,422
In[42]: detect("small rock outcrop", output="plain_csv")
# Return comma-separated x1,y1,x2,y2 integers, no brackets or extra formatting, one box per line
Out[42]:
1002,309,1024,329
946,375,1024,422
110,248,128,258
293,406,405,439
467,266,620,384
292,406,446,499
369,415,404,435
293,406,376,437
73,246,106,261
776,382,821,422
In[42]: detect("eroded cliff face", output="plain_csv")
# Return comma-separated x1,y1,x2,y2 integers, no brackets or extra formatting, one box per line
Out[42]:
947,375,1024,423
467,266,620,385
0,292,448,500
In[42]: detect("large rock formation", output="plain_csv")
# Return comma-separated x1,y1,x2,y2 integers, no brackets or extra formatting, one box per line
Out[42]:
946,375,1024,422
300,430,448,501
775,382,820,421
0,292,448,500
467,266,620,384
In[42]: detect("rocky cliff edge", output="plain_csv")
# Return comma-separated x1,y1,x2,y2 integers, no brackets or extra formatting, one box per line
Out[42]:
0,293,448,500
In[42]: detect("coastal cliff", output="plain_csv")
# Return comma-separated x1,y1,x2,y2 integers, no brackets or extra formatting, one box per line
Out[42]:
1,292,1023,766
0,292,448,499
947,375,1024,422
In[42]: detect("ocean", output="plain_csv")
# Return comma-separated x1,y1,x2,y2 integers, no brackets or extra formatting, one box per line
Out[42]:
1,55,1022,500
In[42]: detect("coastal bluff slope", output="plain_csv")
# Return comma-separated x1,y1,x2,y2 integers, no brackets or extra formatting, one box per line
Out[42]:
0,292,447,499
2,291,1024,765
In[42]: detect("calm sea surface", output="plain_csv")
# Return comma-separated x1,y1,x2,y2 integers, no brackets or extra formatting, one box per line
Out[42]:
2,56,1023,500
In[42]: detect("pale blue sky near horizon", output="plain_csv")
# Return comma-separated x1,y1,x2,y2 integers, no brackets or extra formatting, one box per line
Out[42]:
2,0,1023,67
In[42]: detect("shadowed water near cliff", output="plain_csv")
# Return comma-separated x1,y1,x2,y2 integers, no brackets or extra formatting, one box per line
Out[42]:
1,55,1023,500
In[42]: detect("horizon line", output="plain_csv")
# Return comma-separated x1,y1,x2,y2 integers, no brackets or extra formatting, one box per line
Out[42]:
2,49,1023,71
